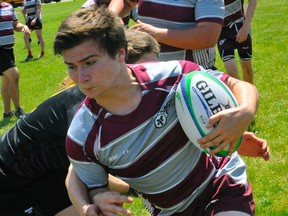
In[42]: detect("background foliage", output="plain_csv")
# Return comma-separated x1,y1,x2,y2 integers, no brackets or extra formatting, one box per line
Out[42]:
0,0,287,215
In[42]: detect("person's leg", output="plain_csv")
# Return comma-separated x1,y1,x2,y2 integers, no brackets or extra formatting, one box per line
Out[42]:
237,27,253,84
24,30,33,61
35,29,45,59
3,67,21,110
223,58,240,80
1,75,12,114
0,48,19,118
217,27,239,78
240,60,254,84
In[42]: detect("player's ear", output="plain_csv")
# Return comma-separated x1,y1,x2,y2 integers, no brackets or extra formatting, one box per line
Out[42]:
117,48,126,63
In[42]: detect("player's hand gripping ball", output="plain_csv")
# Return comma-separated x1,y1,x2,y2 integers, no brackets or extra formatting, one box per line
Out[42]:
175,71,242,157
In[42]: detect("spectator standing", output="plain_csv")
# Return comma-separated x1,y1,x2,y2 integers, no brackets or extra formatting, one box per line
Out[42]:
22,0,45,62
217,0,257,84
109,0,224,69
0,0,27,118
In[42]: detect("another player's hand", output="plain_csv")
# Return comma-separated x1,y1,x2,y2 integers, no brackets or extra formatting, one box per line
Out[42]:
238,131,270,161
198,106,253,156
90,191,133,216
22,25,31,34
130,20,161,40
31,18,36,26
236,26,249,43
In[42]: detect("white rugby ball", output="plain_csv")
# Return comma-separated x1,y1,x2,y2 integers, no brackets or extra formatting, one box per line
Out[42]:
175,71,242,157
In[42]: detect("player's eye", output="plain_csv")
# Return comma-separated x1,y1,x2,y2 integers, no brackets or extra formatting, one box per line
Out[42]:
85,60,96,66
65,64,77,71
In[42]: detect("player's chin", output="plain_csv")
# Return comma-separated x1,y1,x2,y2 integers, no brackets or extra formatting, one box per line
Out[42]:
80,87,98,98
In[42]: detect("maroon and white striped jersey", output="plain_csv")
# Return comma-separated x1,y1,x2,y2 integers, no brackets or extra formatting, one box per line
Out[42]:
0,2,17,47
22,0,42,21
66,60,249,215
223,0,245,26
135,0,224,68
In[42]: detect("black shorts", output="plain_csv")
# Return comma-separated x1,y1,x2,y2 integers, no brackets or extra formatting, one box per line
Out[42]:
217,22,252,62
26,18,43,30
0,168,72,216
0,47,16,75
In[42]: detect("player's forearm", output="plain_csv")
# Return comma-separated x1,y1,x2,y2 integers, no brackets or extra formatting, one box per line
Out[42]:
225,77,259,120
34,5,41,19
243,0,257,29
153,22,222,50
66,165,91,215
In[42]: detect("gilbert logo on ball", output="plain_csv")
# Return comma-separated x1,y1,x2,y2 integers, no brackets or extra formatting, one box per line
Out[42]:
175,71,242,157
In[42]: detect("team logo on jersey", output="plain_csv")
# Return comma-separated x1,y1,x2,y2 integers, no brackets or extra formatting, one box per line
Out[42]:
154,100,172,128
219,39,226,46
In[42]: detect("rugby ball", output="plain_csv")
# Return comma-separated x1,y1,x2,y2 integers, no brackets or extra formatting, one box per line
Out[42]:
175,71,242,157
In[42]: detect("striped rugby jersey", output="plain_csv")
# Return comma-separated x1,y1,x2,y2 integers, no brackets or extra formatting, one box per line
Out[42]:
66,60,231,214
0,2,17,47
223,0,245,26
135,0,224,68
22,0,42,21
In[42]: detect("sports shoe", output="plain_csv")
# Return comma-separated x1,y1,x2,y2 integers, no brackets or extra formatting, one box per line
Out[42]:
3,111,14,119
15,107,25,119
36,54,44,60
24,55,33,62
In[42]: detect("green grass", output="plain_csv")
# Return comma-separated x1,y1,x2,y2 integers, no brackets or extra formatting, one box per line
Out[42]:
215,1,288,215
0,1,84,131
1,0,288,215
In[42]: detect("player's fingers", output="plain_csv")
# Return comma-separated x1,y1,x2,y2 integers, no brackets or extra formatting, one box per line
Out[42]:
260,146,271,161
228,140,238,156
199,134,223,148
130,24,141,30
105,204,132,216
209,140,230,156
114,195,134,204
199,119,225,145
206,113,221,128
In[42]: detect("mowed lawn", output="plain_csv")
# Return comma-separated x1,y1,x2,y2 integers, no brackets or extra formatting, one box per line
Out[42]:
0,0,287,215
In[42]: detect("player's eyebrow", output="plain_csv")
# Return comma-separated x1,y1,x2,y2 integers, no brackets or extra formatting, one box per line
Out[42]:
64,54,99,65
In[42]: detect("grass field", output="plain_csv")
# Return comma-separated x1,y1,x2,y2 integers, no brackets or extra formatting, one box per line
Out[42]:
1,0,287,215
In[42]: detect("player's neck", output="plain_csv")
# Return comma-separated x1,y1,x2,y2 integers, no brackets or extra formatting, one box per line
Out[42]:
96,67,142,115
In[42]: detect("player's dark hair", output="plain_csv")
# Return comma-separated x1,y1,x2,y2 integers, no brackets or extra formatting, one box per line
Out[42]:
54,6,127,59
